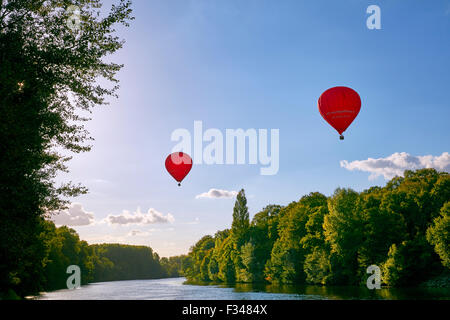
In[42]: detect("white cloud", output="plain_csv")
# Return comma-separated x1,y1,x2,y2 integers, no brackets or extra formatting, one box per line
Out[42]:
106,208,175,225
340,152,450,180
50,203,95,226
195,188,238,199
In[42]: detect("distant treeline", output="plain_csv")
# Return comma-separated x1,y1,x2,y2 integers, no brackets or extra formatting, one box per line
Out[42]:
180,169,450,287
92,243,184,283
2,219,184,298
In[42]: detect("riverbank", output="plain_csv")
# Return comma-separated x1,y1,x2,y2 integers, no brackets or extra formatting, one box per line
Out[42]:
184,272,450,290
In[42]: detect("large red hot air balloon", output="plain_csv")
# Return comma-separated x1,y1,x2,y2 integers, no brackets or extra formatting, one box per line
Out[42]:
165,152,192,186
318,86,361,140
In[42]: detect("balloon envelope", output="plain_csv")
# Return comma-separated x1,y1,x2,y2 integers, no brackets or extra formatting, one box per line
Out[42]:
165,152,192,184
318,86,361,136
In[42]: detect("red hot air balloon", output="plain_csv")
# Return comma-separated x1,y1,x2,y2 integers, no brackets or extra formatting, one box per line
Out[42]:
318,86,361,140
165,152,193,186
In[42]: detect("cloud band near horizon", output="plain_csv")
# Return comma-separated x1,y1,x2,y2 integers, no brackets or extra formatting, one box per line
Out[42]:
340,152,450,180
50,203,95,226
106,208,175,225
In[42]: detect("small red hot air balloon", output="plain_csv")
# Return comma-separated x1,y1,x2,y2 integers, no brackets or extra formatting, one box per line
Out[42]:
318,86,361,140
165,152,192,186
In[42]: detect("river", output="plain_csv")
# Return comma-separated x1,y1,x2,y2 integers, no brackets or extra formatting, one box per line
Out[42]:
34,277,449,300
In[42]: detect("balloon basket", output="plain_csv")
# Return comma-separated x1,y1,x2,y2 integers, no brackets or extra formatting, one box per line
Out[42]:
339,135,344,140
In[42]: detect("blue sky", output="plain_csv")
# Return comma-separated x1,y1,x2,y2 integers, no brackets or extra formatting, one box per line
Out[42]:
53,0,450,256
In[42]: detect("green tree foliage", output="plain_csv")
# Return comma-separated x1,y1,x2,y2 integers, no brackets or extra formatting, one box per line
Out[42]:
303,248,331,285
427,202,450,268
229,189,250,282
265,193,328,284
379,169,449,285
91,244,166,282
355,187,407,284
46,222,182,290
183,170,450,287
249,205,282,282
217,236,236,283
207,229,230,282
0,0,133,297
323,188,363,284
238,242,256,282
0,217,181,298
231,189,250,249
160,255,186,278
300,194,330,284
381,236,439,286
265,201,309,283
183,235,215,282
207,257,220,282
42,222,94,289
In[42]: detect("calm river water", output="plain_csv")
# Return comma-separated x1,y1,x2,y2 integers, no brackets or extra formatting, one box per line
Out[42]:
35,277,450,300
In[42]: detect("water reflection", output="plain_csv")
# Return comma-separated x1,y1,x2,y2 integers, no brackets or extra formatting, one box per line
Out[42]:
215,281,450,300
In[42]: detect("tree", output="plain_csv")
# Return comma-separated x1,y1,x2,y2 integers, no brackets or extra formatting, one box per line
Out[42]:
356,188,407,282
300,193,330,284
230,189,250,282
303,248,331,285
183,235,214,282
379,170,448,285
427,202,450,269
200,251,212,281
91,244,166,282
384,169,447,237
160,256,186,278
249,205,282,282
382,236,439,286
323,188,363,284
43,224,94,289
231,189,250,249
217,236,236,283
207,229,230,282
0,0,133,297
181,169,449,287
207,256,219,281
239,242,256,282
265,203,306,283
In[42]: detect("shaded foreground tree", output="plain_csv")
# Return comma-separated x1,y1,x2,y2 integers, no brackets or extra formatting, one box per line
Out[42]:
0,0,133,297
